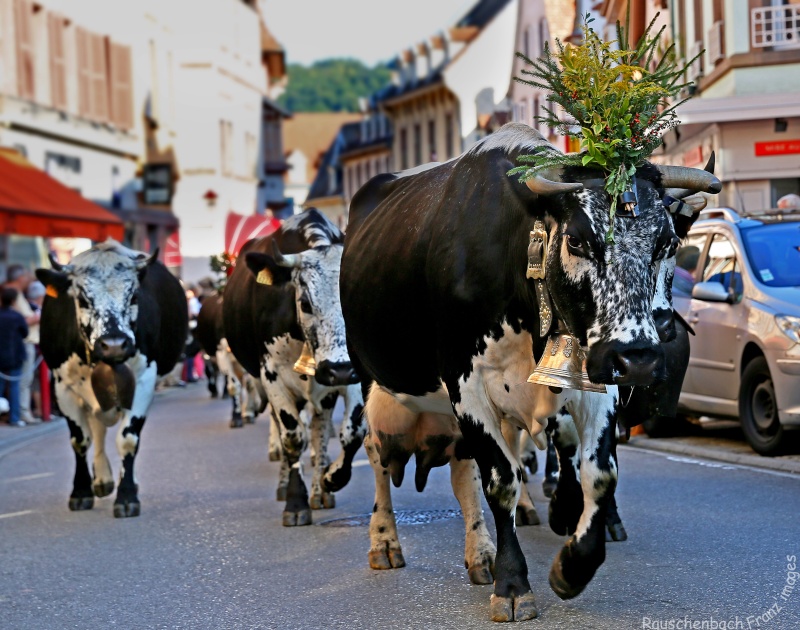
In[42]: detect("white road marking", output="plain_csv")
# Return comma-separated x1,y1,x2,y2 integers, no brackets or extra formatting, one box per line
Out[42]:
5,472,54,483
351,459,371,468
666,456,737,470
0,510,33,520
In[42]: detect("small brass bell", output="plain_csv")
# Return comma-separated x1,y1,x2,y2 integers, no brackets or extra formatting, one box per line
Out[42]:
293,341,317,376
527,332,606,393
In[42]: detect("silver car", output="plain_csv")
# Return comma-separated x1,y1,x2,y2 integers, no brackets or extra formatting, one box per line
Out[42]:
672,207,800,455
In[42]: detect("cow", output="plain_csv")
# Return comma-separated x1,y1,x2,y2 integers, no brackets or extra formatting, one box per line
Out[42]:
195,293,269,431
223,209,366,526
341,123,720,621
35,239,187,518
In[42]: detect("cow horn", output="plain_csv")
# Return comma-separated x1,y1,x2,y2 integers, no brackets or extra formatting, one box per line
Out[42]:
48,253,67,271
272,241,302,268
657,161,721,194
525,173,583,196
664,152,717,202
134,249,159,270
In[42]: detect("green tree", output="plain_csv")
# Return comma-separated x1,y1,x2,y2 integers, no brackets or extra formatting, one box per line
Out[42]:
278,58,391,113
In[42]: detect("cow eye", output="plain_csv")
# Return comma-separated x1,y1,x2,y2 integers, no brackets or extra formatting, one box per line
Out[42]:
77,293,89,309
299,294,313,314
565,233,584,255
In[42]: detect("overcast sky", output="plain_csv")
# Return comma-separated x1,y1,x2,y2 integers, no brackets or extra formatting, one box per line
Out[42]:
264,0,474,67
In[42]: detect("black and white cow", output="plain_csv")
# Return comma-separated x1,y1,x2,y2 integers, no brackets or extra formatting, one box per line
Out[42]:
341,123,720,621
223,209,365,526
36,240,187,518
195,294,269,431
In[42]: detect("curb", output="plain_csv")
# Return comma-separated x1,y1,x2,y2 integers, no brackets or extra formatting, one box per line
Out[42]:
0,418,65,460
623,436,800,475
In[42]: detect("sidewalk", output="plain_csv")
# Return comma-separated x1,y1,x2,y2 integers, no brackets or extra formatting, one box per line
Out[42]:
0,417,65,459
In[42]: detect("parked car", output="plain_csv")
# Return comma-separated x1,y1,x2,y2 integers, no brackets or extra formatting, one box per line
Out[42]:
665,206,800,455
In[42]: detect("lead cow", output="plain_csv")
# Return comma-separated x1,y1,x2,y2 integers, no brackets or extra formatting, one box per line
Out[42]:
341,123,720,621
36,240,187,517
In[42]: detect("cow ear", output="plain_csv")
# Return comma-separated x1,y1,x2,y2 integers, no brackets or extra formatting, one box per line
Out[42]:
35,268,71,299
134,249,159,280
245,252,292,286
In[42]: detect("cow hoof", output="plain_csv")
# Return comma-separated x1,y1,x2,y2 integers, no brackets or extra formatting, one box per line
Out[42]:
467,554,495,585
607,522,628,542
368,546,406,570
542,477,558,499
92,480,114,498
321,464,352,494
282,508,312,527
68,496,94,511
548,548,590,600
516,505,541,527
244,415,255,424
309,493,336,510
268,450,281,462
489,592,538,622
230,417,243,428
113,501,141,518
276,486,287,501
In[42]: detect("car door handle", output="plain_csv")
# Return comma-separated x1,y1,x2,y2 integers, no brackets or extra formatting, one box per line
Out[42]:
687,316,699,324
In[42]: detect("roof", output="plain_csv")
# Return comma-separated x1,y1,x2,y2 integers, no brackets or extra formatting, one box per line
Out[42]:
0,148,124,241
283,113,361,182
456,0,514,29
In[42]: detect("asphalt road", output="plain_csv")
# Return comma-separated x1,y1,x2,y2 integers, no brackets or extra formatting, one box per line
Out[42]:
1,385,799,630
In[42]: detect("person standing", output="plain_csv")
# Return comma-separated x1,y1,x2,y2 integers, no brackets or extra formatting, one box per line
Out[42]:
0,287,29,427
5,264,40,424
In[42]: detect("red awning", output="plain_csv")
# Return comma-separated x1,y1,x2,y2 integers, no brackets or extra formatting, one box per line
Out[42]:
164,231,182,268
225,211,281,255
0,148,124,241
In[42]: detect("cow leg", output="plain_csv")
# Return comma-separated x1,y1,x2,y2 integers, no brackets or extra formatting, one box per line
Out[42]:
364,431,405,570
450,456,496,584
501,421,540,527
267,405,282,462
548,392,618,600
605,493,628,542
547,411,584,537
88,415,114,498
276,447,290,501
309,396,336,510
542,432,560,498
450,384,537,622
65,415,94,511
227,374,243,428
205,359,218,398
322,383,365,493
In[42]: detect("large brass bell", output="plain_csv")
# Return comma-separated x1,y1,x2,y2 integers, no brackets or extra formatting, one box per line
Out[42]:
293,341,316,376
528,332,606,393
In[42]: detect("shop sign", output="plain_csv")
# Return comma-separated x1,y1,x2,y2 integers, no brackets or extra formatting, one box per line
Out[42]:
754,140,800,157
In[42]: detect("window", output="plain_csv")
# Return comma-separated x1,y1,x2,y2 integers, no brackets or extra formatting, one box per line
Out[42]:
48,13,67,109
400,127,408,170
533,96,539,130
702,233,742,300
220,121,233,176
14,0,35,100
75,28,109,121
673,232,708,296
245,132,257,178
538,18,550,54
413,123,422,166
428,119,437,161
445,112,454,159
108,42,133,129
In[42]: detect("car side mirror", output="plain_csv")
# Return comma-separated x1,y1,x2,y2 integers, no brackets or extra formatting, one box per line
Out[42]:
692,281,731,303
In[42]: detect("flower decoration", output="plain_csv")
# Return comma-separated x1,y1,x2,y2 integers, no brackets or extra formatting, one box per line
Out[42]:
510,12,701,242
209,251,237,292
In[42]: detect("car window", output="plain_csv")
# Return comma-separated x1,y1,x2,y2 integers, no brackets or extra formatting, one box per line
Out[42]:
672,232,708,297
741,222,800,287
702,233,742,301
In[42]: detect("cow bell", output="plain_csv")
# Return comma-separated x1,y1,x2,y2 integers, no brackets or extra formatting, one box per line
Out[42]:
91,362,136,412
527,332,606,393
293,341,316,376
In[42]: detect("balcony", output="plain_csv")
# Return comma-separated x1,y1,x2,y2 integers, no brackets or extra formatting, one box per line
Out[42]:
751,6,800,49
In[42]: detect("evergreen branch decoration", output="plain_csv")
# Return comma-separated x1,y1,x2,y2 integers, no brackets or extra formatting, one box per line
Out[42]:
209,251,237,293
510,12,701,243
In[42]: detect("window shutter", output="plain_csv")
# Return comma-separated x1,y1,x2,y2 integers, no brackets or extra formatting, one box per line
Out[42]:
109,42,133,129
14,0,35,100
48,13,67,110
76,27,91,117
90,34,108,122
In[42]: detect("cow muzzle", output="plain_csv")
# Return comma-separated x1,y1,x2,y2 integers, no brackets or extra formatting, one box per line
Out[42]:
314,360,360,386
93,335,134,365
585,341,666,386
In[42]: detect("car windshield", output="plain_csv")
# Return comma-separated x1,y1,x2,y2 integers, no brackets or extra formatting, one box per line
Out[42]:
741,222,800,287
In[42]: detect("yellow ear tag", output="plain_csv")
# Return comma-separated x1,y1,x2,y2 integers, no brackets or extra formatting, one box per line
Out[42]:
256,269,273,285
46,284,59,298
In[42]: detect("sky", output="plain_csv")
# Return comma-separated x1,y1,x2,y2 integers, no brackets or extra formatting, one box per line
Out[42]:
264,0,475,67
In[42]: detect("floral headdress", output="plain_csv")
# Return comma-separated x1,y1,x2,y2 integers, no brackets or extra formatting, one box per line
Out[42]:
509,12,701,242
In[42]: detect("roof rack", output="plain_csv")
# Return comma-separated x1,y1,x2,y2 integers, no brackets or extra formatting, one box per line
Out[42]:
698,208,741,223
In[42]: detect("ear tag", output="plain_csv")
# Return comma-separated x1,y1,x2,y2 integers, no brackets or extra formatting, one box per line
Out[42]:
46,285,59,298
256,269,273,285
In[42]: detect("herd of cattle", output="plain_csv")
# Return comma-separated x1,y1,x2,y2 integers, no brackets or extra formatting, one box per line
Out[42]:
35,123,720,622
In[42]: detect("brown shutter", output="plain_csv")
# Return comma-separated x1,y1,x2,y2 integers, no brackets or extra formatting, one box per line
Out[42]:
90,34,108,122
76,27,91,117
109,42,133,129
48,13,67,110
14,0,35,100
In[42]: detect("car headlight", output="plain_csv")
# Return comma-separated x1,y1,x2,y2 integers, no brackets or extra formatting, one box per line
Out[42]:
776,315,800,344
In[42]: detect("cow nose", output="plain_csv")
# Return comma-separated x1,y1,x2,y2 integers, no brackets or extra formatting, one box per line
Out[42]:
611,347,665,386
94,336,133,364
653,308,677,343
314,360,360,386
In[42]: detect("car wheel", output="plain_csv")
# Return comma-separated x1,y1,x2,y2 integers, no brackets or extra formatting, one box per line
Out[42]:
739,357,784,456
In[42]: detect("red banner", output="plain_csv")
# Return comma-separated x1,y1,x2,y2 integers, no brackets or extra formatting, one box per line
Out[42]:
755,140,800,157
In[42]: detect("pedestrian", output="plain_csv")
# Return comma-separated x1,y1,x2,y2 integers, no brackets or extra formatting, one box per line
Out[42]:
5,264,40,424
26,281,47,422
0,287,29,427
777,193,800,210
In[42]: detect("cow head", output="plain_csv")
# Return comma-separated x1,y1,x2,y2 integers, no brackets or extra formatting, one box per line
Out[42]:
36,241,157,365
246,242,360,387
524,158,720,386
